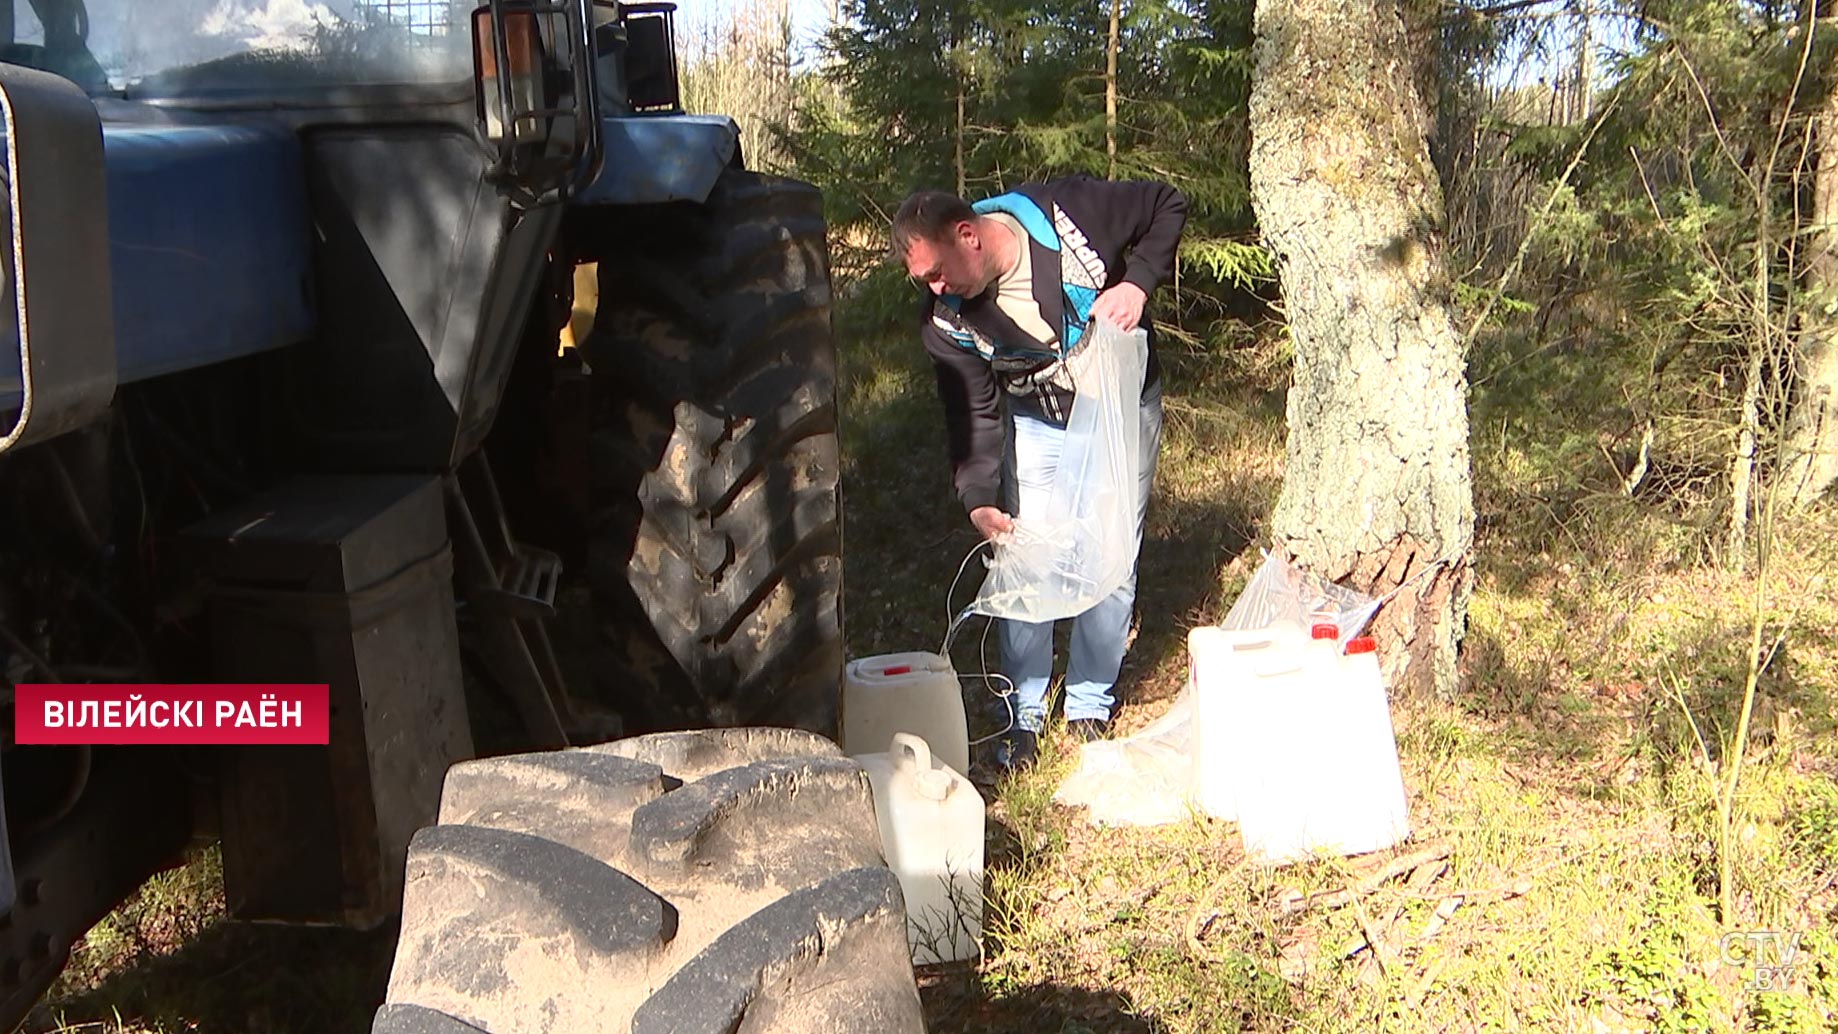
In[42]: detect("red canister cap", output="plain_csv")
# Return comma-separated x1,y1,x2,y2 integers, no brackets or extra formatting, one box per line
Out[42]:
1345,637,1378,655
1311,623,1339,640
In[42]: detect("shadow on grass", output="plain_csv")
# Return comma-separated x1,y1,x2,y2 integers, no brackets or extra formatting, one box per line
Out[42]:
1126,488,1262,700
32,894,1170,1034
27,919,395,1034
918,969,1163,1034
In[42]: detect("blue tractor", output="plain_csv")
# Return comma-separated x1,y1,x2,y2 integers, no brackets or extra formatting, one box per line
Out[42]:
0,2,928,1029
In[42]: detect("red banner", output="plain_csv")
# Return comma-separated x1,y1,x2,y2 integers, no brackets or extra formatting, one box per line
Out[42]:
14,685,330,745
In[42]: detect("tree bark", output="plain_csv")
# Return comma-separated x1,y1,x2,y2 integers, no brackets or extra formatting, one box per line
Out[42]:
1398,0,1441,169
955,78,967,197
1728,238,1767,571
1783,60,1838,506
1106,0,1120,179
949,16,967,197
1249,0,1476,700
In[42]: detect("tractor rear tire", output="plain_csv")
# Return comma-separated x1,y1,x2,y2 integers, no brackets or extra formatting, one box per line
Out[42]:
372,728,926,1034
581,168,843,737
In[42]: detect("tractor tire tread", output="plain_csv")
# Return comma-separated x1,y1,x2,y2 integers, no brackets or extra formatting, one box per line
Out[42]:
374,735,923,1034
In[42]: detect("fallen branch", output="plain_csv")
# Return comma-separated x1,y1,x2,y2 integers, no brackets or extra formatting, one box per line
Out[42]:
1272,842,1455,919
1349,897,1401,979
1399,875,1536,906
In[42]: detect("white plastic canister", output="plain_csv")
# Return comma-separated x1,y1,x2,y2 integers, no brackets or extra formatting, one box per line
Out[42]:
855,733,985,965
1327,636,1411,854
1187,622,1308,822
1232,625,1349,863
1233,629,1413,864
842,652,970,779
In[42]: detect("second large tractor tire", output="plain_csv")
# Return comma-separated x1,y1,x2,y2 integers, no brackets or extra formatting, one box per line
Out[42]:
372,728,927,1033
582,168,843,737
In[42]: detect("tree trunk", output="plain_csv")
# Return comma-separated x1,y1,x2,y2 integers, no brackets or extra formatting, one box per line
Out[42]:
1577,0,1594,121
1106,0,1120,178
954,61,967,196
1783,67,1838,506
949,16,967,197
1398,0,1441,170
1728,238,1767,571
1249,0,1476,701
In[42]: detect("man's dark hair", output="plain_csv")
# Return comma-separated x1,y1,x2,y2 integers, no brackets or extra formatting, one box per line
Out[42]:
889,190,976,262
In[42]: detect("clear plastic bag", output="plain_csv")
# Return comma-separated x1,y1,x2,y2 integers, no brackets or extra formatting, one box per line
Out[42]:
1207,547,1380,655
969,321,1147,624
1051,549,1381,827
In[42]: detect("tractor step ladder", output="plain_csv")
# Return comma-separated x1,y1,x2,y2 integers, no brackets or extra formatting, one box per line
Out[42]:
447,452,573,749
497,543,563,618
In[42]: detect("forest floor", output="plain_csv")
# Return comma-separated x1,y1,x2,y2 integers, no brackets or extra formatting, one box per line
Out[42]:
23,312,1838,1033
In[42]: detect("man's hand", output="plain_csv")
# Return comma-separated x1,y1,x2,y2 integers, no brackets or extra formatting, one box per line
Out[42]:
1090,281,1148,332
970,506,1014,541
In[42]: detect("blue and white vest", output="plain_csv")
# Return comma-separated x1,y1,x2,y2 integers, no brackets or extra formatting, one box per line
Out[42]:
929,191,1112,419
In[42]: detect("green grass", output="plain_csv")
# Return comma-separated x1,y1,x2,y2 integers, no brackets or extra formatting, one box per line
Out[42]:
835,288,1838,1032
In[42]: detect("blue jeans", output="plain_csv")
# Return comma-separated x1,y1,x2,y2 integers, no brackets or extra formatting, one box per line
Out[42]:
999,384,1163,731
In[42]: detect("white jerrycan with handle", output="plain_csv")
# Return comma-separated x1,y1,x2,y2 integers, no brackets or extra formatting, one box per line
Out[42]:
1232,623,1349,863
854,733,985,965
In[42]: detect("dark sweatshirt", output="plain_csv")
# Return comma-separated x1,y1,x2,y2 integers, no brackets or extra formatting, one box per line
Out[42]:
920,176,1188,514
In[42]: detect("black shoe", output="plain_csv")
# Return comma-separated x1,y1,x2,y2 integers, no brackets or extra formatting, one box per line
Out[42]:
1066,718,1111,744
998,729,1039,772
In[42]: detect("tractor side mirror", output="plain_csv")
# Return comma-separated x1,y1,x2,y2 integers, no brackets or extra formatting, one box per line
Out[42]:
620,3,681,113
587,1,682,116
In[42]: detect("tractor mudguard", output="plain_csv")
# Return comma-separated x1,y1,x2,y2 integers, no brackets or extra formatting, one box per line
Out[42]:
570,114,740,207
101,123,315,385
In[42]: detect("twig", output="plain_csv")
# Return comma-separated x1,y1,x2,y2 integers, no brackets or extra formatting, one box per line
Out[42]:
1661,659,1714,769
1350,895,1396,979
1420,895,1464,942
1400,877,1533,905
1452,0,1557,17
1407,857,1449,893
1631,146,1666,224
1184,861,1247,955
1272,842,1454,918
1766,0,1822,198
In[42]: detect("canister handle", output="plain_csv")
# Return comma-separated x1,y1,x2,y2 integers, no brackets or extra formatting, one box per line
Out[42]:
1228,636,1303,677
891,732,932,773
